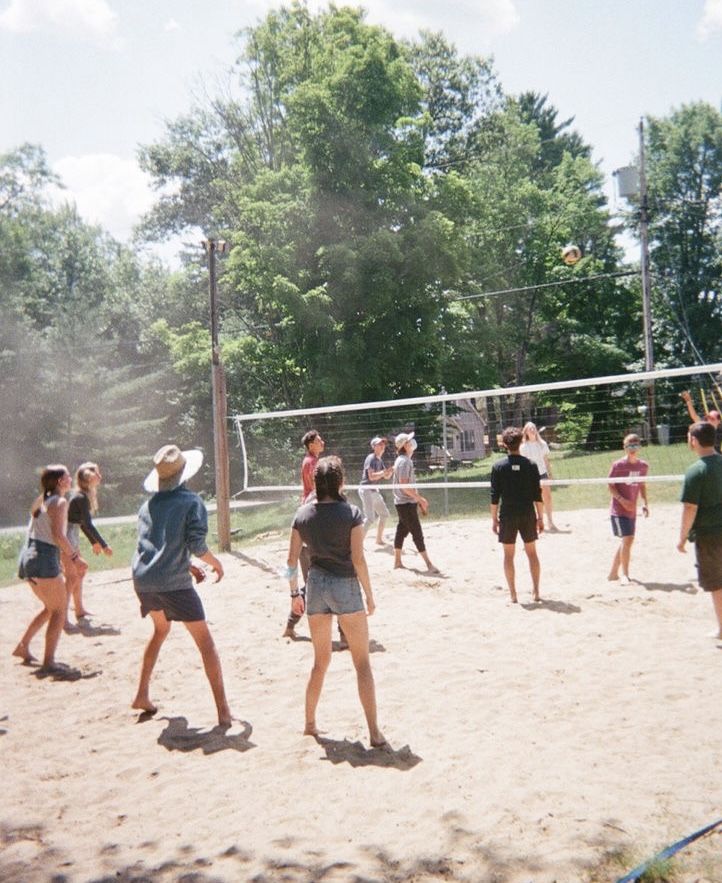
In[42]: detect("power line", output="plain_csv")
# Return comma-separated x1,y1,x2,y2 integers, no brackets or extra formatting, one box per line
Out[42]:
453,269,639,301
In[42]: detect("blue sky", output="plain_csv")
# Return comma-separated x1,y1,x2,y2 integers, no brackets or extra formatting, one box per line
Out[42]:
2,0,721,259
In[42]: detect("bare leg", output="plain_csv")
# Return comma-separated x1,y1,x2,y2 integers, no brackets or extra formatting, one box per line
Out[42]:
338,610,384,746
609,535,634,582
185,620,232,726
71,571,91,619
13,602,49,662
305,613,333,735
393,548,404,569
375,518,386,545
542,485,557,530
132,610,171,713
523,541,541,601
421,550,439,574
710,588,722,638
502,544,517,603
28,577,67,669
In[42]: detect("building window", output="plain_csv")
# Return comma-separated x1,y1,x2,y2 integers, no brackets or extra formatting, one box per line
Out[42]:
460,430,475,452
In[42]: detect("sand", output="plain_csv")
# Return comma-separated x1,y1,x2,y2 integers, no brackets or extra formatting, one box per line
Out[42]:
2,503,721,882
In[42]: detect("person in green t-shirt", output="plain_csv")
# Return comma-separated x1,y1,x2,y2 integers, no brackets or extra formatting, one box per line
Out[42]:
677,422,722,639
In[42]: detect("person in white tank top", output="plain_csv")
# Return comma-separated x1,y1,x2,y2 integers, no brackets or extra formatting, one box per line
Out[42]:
13,465,87,671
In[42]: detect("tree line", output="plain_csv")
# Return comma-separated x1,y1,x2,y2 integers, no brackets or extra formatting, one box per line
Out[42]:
2,4,721,524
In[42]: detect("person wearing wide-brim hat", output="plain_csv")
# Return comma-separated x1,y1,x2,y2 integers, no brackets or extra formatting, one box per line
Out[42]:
131,444,232,726
391,433,439,573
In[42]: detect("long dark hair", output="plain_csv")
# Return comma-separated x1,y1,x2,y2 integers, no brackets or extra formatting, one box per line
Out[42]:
32,464,69,517
314,456,345,502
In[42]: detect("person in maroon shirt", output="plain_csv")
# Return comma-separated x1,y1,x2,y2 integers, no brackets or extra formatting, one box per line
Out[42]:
607,433,650,585
283,431,327,640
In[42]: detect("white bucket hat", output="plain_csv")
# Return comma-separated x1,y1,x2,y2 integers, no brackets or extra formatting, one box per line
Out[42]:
143,444,204,492
394,431,416,450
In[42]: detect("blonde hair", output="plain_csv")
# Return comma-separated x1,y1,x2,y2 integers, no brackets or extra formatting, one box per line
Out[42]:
522,422,538,441
75,462,100,514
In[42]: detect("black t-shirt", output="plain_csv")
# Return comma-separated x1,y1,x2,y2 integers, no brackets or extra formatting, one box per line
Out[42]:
490,454,542,515
292,499,364,577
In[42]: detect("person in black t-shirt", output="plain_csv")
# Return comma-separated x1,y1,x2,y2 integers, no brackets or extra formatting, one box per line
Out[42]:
490,426,544,604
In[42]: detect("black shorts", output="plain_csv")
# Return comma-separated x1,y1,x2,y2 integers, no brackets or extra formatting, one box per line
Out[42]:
136,588,205,622
694,532,722,591
498,510,538,545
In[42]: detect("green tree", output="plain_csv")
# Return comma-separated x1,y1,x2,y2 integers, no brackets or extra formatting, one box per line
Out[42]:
640,102,722,363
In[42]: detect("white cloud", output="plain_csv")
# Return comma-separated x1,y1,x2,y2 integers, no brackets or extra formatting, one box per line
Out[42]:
237,0,519,46
0,0,119,45
163,17,180,32
697,0,722,39
50,153,154,242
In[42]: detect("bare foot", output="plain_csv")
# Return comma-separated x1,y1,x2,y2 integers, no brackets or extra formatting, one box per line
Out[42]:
218,707,232,727
426,565,440,574
510,593,518,604
75,610,93,620
304,722,319,737
532,592,541,602
370,732,388,749
12,642,36,663
607,573,619,582
282,626,297,639
375,539,387,546
131,697,158,714
393,562,405,570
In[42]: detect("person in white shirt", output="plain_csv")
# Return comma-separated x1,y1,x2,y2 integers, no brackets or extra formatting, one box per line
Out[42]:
520,422,558,532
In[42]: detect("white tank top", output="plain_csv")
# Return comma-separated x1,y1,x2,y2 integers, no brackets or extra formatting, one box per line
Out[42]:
28,495,60,546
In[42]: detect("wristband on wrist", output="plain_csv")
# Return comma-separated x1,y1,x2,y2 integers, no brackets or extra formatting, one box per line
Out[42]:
283,564,298,579
290,590,302,598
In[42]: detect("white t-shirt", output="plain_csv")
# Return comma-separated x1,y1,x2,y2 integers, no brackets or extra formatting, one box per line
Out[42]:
520,439,549,476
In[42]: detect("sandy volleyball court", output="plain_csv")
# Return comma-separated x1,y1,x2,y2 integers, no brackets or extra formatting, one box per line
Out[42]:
2,504,721,882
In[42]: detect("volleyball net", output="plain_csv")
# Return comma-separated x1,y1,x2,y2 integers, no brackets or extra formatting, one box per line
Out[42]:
230,363,722,513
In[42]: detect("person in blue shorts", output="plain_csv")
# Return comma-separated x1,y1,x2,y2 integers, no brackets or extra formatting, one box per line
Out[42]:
490,426,544,603
607,433,649,585
285,456,385,748
131,444,231,726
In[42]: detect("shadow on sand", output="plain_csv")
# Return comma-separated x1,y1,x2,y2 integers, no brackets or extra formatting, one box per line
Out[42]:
520,598,581,614
638,580,697,594
314,736,421,771
31,663,102,682
157,716,255,755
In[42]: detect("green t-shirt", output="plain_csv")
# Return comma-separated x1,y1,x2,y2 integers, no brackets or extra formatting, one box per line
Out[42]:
680,453,722,536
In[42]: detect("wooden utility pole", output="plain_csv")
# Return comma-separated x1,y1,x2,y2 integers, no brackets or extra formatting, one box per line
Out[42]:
203,238,232,552
638,118,657,435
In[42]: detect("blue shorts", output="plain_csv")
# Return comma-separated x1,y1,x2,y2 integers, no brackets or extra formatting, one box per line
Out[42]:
305,568,364,616
18,539,61,580
611,515,636,538
136,588,205,622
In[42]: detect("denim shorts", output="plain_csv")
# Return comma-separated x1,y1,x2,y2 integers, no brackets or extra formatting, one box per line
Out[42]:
305,567,364,616
18,538,61,580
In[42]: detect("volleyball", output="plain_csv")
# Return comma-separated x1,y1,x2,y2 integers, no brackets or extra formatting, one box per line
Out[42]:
561,244,582,265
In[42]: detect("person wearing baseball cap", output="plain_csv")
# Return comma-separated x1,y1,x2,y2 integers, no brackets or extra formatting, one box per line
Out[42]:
131,444,232,726
358,436,393,545
391,433,439,573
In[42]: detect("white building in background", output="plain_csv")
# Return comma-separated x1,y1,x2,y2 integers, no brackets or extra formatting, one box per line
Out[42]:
429,399,487,464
